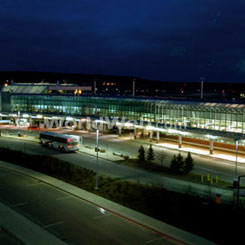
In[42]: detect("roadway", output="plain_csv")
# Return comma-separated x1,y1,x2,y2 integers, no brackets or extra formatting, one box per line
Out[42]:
0,134,236,200
1,127,243,184
57,130,245,183
0,166,179,245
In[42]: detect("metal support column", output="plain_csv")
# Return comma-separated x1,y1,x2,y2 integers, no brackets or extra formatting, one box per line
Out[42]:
178,135,182,148
210,139,214,154
156,131,160,143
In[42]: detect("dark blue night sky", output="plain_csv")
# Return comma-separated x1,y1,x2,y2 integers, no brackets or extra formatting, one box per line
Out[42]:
0,0,245,82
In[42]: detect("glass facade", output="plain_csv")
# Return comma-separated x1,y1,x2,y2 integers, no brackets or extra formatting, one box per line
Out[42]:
9,94,245,134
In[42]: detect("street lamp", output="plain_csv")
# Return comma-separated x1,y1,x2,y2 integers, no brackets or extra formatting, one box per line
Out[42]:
235,139,239,177
95,129,99,189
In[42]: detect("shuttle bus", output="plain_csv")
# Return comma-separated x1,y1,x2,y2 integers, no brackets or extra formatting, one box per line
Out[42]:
39,131,80,152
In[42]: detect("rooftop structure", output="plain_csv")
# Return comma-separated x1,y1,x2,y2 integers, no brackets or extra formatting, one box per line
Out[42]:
1,83,92,95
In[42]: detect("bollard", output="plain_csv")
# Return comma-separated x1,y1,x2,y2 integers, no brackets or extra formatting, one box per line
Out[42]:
210,177,213,185
207,173,210,181
201,175,204,183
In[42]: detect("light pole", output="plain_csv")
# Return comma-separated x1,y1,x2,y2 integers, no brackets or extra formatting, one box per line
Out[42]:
235,139,239,177
17,111,20,128
95,129,99,189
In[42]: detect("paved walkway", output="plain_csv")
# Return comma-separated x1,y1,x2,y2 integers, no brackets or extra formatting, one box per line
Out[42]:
137,137,245,164
0,160,216,245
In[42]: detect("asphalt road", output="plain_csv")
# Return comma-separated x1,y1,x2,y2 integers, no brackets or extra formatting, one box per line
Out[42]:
0,136,178,185
0,127,243,183
0,136,237,201
0,166,178,245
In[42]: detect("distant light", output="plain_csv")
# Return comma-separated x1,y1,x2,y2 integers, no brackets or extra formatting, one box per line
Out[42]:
179,131,190,136
95,119,106,124
124,122,134,127
168,129,180,134
146,126,155,131
205,134,217,139
4,83,8,87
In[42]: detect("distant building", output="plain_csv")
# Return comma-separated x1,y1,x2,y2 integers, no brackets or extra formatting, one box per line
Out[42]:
1,83,245,153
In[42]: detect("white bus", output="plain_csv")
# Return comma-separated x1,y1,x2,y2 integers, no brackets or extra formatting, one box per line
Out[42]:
39,131,80,152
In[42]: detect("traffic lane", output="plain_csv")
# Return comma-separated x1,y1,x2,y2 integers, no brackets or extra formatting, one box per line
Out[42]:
1,130,242,180
0,136,242,184
0,136,161,182
0,167,178,245
0,136,63,156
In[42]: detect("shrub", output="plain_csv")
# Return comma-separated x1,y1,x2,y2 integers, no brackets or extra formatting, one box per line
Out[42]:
147,144,155,162
183,152,194,174
138,145,145,162
123,155,129,160
170,153,184,173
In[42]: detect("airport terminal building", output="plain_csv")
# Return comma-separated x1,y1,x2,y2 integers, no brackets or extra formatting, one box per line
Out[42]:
1,83,245,153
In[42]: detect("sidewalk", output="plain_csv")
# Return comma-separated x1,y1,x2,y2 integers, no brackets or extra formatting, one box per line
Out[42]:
135,136,245,164
0,160,216,245
0,200,66,245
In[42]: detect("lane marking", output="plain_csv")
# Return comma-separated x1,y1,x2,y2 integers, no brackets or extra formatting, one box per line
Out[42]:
146,236,166,244
10,202,28,207
42,221,64,228
93,213,111,219
56,196,72,201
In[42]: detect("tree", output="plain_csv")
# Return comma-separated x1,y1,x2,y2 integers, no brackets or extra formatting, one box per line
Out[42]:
170,153,184,173
183,152,194,174
147,144,155,162
170,155,178,172
138,145,145,162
